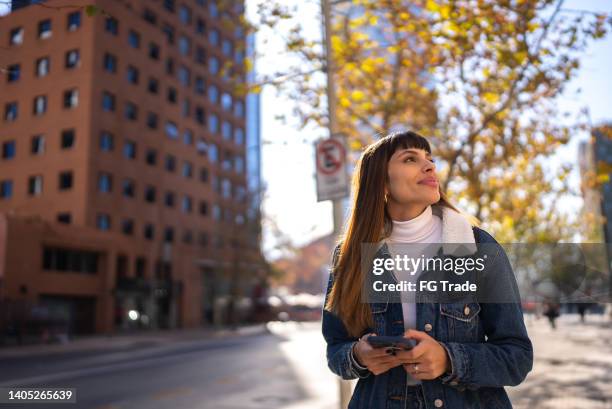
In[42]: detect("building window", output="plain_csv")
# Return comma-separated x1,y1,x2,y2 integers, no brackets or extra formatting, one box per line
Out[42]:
208,29,219,46
123,140,136,159
208,114,218,134
198,232,208,247
7,64,20,82
36,57,50,77
143,8,157,25
58,171,73,190
196,19,205,35
235,156,244,173
32,135,45,155
162,23,175,44
165,155,176,172
199,167,209,183
128,30,140,48
209,2,218,18
2,140,16,160
195,76,205,95
125,102,138,120
234,100,244,118
38,19,52,39
165,121,178,139
182,161,193,178
149,42,160,60
195,106,205,125
208,85,218,103
43,247,98,273
212,204,221,220
163,0,175,12
65,49,80,69
105,17,118,35
122,179,135,197
33,95,47,115
144,223,154,240
127,66,139,84
179,5,191,24
195,46,206,64
67,11,81,31
99,131,114,151
97,214,111,230
57,213,71,224
9,27,23,45
28,175,43,196
222,39,232,56
4,102,18,121
222,178,232,198
102,91,115,111
167,87,177,104
98,172,112,193
208,143,218,162
165,57,174,75
61,129,75,149
221,93,232,111
208,57,219,74
234,127,244,145
148,77,159,94
182,230,193,244
0,180,13,199
145,149,157,165
164,227,174,243
178,65,190,86
164,191,175,207
181,195,192,213
199,201,208,215
135,257,146,278
178,35,191,56
146,112,158,129
222,121,232,140
181,98,191,118
103,53,117,73
196,138,207,155
63,89,79,109
121,219,134,235
183,129,193,145
144,185,156,203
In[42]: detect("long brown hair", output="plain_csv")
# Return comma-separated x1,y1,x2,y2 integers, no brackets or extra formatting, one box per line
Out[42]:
324,131,480,337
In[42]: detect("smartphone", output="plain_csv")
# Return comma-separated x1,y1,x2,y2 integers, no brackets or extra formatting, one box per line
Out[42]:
366,335,417,351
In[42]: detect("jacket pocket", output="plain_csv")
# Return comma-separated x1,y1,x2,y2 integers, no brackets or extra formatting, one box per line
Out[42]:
440,302,481,341
370,302,388,335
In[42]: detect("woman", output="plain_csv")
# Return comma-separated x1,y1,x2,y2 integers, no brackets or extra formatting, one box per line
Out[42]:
322,131,533,409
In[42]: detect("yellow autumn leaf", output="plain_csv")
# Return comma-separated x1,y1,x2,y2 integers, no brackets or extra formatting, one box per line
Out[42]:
339,97,351,108
368,15,378,25
351,90,365,102
483,92,500,104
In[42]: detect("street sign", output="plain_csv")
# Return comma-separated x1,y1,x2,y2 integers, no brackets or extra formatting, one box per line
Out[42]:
315,134,349,202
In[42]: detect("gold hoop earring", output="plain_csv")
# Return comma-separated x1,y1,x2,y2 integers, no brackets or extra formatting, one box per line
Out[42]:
384,193,388,203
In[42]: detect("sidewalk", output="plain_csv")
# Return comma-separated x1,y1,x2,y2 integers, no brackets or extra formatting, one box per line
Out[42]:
0,323,269,359
510,313,612,409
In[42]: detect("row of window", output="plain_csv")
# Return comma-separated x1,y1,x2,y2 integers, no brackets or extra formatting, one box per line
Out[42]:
95,208,245,240
1,130,75,159
1,172,73,198
4,89,78,121
100,50,245,119
97,128,244,174
6,49,80,82
7,11,81,46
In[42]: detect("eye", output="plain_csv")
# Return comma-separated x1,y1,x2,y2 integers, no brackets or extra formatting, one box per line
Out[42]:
404,156,416,162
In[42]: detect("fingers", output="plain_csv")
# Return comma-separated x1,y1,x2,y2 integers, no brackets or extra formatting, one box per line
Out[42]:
395,344,426,362
404,329,431,342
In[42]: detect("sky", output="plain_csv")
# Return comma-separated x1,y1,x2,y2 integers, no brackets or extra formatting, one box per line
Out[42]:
1,1,611,258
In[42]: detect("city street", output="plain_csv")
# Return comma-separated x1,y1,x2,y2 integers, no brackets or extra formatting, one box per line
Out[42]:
1,314,611,409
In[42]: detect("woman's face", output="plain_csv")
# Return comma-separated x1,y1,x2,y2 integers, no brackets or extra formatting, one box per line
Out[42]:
386,147,440,213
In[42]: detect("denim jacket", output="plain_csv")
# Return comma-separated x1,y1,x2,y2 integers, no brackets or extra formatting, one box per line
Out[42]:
321,226,533,409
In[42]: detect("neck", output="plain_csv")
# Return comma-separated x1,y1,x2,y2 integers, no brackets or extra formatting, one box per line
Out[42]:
387,203,429,221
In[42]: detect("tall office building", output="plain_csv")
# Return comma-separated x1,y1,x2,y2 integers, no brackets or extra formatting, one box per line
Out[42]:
0,0,264,335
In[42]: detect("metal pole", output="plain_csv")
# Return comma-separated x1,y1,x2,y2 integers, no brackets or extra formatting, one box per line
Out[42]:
321,0,352,407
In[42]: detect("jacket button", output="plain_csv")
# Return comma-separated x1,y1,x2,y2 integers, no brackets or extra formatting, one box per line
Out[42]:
424,323,433,332
450,380,459,386
464,305,470,315
434,398,444,407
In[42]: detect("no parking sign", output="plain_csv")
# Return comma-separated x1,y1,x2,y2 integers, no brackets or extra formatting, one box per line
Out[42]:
315,134,349,201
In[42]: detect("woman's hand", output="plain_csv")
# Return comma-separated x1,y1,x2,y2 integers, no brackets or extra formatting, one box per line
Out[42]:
353,333,403,376
395,329,451,380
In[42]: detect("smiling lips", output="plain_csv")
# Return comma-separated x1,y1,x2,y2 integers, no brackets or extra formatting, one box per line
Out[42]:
418,177,438,187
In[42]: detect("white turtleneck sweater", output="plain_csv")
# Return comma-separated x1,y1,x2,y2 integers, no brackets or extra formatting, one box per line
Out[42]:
387,204,442,385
